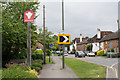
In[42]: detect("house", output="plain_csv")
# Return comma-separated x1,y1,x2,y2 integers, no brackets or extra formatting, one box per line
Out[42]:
70,34,89,51
99,31,119,53
88,28,113,52
32,40,43,51
77,34,89,51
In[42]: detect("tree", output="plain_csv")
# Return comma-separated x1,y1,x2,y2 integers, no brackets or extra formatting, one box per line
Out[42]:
72,45,76,52
2,1,40,67
86,44,93,51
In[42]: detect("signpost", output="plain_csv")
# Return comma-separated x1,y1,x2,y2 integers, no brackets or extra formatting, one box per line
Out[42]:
58,34,71,69
24,10,34,67
58,34,71,44
50,44,53,48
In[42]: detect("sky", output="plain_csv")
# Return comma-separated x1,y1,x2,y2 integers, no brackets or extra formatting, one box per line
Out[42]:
35,0,119,40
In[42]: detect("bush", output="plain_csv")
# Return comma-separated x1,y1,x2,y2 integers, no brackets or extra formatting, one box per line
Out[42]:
117,53,120,58
32,50,43,60
30,59,43,72
97,50,104,56
2,66,37,79
46,49,52,56
107,53,117,58
102,54,107,56
11,49,27,59
107,50,110,52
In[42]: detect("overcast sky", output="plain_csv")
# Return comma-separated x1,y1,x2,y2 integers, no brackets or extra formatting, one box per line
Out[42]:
35,0,118,40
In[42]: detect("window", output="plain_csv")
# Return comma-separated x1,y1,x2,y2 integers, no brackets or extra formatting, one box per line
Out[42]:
105,41,107,45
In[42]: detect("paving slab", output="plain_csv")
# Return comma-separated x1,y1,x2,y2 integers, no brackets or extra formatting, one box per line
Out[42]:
38,56,78,78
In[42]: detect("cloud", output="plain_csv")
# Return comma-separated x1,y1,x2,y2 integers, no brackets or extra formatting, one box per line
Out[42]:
35,1,118,40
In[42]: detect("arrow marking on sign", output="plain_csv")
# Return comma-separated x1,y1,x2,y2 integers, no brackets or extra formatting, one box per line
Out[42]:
63,36,68,42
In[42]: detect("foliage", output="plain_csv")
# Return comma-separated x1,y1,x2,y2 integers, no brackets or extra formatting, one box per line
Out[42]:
26,67,38,76
46,49,52,56
107,48,114,52
11,49,27,59
72,45,76,52
31,59,43,72
2,66,37,79
31,50,43,60
2,1,40,66
38,27,58,51
86,44,93,51
97,50,104,56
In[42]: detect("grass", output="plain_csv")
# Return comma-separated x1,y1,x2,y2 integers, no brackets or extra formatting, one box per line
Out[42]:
0,70,2,79
64,58,106,78
46,56,55,64
54,54,58,56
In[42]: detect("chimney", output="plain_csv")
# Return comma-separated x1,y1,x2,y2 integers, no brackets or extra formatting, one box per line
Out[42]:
80,34,82,42
97,28,101,38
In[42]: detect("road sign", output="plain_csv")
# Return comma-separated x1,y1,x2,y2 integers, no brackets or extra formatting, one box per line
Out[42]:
24,11,34,22
50,44,53,47
109,45,112,48
58,34,70,44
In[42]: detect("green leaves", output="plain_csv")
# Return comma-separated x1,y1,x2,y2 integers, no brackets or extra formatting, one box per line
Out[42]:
2,1,40,64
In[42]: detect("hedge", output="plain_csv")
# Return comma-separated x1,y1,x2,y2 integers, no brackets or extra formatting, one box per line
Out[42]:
2,66,37,79
97,50,104,56
31,50,43,60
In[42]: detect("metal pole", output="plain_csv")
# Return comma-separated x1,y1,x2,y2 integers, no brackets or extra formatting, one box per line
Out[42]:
62,0,65,69
27,22,31,67
43,5,46,64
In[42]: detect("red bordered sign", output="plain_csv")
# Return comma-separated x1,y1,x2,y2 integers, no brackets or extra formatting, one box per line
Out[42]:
24,11,34,22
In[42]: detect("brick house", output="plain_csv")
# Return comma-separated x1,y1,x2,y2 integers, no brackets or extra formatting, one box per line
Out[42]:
99,31,119,53
88,29,113,52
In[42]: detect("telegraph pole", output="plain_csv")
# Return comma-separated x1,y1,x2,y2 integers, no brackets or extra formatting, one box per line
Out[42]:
62,0,65,69
43,5,46,64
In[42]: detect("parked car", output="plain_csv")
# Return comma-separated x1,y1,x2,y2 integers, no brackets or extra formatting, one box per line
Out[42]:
84,51,89,56
56,51,61,54
71,51,76,54
68,51,71,54
64,51,68,56
87,52,95,57
75,51,85,57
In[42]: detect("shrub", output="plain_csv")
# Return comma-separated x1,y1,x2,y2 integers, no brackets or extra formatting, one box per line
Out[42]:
102,54,107,56
46,49,52,56
2,66,37,79
11,49,27,59
97,50,104,56
107,53,117,58
117,53,120,58
30,60,43,72
107,50,110,52
32,50,43,60
26,67,38,76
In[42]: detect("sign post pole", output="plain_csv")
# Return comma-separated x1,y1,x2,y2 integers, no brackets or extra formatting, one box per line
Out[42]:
62,0,65,69
27,22,31,67
24,10,34,67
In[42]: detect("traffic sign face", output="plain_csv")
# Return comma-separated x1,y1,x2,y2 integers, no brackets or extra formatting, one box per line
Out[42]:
24,11,34,22
50,44,53,47
58,34,71,44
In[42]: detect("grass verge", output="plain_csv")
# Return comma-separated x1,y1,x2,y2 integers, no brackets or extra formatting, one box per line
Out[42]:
65,58,106,78
46,56,55,64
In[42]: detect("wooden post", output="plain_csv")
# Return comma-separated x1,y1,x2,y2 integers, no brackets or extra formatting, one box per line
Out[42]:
43,5,46,64
27,22,31,67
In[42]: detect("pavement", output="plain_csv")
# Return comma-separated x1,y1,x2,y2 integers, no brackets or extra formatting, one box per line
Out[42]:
66,54,119,79
38,56,78,78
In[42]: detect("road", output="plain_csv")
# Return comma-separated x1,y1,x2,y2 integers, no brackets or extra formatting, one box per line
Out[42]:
66,54,118,67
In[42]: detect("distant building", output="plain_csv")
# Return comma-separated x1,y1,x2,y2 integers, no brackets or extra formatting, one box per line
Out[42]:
99,31,119,53
88,29,113,52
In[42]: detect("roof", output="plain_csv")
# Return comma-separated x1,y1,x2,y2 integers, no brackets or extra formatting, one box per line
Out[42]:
77,40,88,45
88,31,113,43
99,32,118,42
73,38,80,43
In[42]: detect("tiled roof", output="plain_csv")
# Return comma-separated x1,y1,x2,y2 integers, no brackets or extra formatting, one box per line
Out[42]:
99,32,118,42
